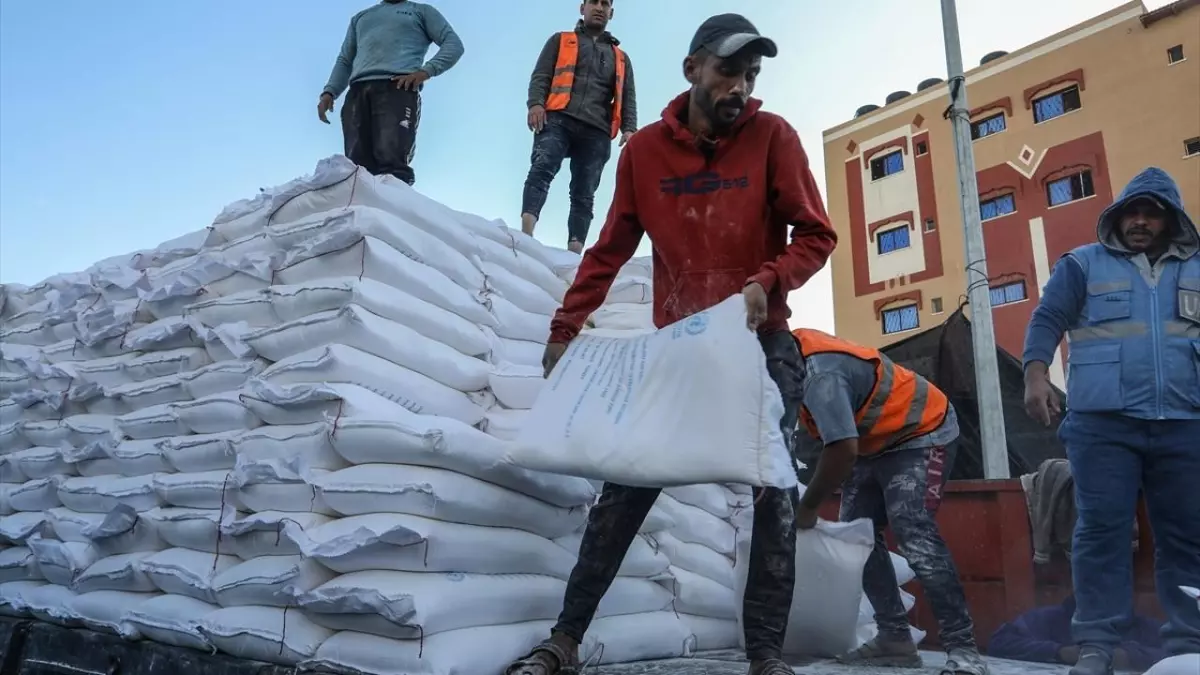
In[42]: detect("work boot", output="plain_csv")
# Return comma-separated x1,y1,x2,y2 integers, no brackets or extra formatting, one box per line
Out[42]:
941,647,988,674
836,635,922,667
1069,647,1114,675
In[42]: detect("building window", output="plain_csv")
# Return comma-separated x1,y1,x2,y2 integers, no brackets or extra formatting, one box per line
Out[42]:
931,297,944,314
1168,44,1185,64
970,113,1007,140
923,218,936,233
916,141,929,156
1047,170,1095,206
990,281,1028,307
980,193,1017,221
877,226,911,254
1033,85,1082,123
1185,137,1200,157
882,305,920,335
870,151,905,181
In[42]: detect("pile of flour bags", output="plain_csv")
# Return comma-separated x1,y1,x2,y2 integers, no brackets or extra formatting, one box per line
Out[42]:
0,155,917,675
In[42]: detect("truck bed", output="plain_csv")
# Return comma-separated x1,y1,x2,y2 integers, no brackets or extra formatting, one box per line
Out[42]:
2,618,1087,675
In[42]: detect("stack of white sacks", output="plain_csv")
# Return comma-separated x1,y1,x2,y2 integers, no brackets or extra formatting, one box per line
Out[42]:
0,155,921,674
0,156,730,674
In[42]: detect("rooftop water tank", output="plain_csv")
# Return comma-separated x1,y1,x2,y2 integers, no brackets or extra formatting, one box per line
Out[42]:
917,77,944,91
884,90,912,105
854,104,880,118
980,50,1009,65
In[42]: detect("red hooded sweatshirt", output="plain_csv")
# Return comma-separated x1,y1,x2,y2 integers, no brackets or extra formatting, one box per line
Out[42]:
548,91,837,344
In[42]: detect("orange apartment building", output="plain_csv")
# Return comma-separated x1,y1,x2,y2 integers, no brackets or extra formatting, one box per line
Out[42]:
821,0,1199,388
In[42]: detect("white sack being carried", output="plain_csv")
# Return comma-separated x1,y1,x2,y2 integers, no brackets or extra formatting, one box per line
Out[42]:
298,513,578,578
310,464,585,539
506,296,797,489
734,518,874,658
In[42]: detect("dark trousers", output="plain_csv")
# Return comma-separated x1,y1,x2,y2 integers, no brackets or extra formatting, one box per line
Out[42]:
1061,412,1200,656
840,444,978,651
520,112,612,246
341,79,422,186
552,330,803,662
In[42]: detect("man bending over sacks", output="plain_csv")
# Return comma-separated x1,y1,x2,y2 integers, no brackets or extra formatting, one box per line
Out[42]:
790,327,988,675
503,13,837,675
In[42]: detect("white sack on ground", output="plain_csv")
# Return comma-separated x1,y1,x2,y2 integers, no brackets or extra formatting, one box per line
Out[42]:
506,296,797,489
735,518,874,658
554,532,670,578
580,611,695,665
68,590,157,639
122,594,218,651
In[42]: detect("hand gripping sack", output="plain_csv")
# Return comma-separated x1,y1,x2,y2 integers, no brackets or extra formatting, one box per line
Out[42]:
506,296,797,488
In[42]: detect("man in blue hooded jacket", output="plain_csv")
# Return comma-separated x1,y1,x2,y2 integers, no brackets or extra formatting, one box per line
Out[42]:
1022,167,1200,675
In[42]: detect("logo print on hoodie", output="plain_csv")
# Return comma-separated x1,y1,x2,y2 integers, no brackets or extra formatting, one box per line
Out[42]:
659,171,750,196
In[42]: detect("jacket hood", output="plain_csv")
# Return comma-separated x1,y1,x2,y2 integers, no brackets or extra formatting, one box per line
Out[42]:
660,91,762,143
573,20,619,45
1096,167,1198,258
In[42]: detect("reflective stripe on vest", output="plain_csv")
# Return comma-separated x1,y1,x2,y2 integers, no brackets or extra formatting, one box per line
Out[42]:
793,329,950,455
545,31,625,139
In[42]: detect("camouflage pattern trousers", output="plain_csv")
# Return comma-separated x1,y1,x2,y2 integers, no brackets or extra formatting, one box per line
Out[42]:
552,330,805,662
840,444,978,650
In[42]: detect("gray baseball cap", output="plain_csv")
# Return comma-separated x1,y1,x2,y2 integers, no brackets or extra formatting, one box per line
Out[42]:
689,13,778,59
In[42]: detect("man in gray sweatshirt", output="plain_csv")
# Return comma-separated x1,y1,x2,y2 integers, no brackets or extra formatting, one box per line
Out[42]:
318,0,464,186
522,0,637,253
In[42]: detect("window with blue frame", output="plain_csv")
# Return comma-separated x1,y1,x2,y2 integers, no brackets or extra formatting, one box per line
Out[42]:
1033,85,1082,123
979,193,1016,220
870,151,904,181
1046,170,1095,206
882,304,920,335
970,113,1007,140
877,226,911,254
989,281,1027,307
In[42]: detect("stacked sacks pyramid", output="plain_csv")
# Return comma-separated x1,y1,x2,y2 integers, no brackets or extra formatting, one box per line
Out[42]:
0,156,733,673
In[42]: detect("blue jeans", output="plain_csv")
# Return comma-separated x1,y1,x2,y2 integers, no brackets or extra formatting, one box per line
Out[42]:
520,112,612,246
1060,411,1200,656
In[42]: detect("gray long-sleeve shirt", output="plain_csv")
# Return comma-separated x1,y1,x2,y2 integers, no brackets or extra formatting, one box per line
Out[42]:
324,0,464,99
527,24,637,135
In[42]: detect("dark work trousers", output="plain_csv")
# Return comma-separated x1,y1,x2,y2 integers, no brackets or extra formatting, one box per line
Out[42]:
520,112,613,247
1060,412,1200,657
340,79,422,186
840,443,978,650
552,330,803,662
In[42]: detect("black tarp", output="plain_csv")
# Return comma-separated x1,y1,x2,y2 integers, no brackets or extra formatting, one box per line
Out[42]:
878,303,1066,480
792,303,1066,482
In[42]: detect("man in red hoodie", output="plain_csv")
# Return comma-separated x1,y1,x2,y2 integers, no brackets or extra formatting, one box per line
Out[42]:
503,14,837,675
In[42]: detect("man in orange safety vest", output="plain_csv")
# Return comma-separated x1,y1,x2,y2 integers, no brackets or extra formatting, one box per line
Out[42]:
790,328,989,675
521,0,638,253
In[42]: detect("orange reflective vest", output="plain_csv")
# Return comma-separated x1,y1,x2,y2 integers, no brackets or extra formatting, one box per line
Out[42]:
792,328,949,456
545,31,626,139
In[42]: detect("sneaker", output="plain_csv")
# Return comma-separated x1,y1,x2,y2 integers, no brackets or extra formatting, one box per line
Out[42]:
1069,647,1114,675
836,636,922,667
941,647,988,675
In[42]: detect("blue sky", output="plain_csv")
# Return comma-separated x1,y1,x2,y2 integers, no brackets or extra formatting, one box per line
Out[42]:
0,0,1155,331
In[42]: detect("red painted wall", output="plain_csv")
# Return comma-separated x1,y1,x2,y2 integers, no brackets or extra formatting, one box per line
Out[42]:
975,131,1112,356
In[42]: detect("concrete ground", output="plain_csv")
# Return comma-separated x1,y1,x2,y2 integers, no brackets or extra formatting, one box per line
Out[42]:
593,649,1080,674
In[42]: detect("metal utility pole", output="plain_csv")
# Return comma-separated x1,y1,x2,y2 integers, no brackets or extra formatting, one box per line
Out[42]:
939,0,1010,479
